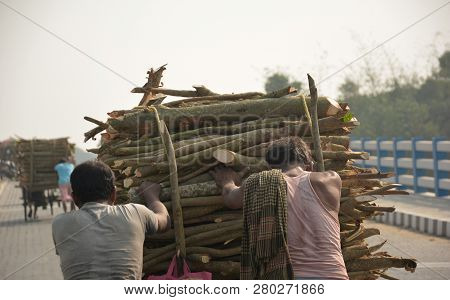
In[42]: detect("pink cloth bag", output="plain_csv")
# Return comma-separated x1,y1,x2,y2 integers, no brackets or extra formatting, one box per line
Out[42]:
146,255,212,280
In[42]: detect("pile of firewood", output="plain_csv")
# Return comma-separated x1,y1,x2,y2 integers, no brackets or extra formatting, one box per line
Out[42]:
85,65,416,279
15,138,74,191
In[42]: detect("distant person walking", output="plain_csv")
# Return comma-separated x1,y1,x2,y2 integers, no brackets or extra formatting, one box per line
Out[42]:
54,158,75,212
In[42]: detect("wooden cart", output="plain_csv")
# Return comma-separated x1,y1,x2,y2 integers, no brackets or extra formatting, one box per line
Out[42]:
15,138,74,221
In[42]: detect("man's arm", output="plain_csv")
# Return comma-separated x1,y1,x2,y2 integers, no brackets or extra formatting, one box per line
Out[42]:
309,170,342,212
210,166,244,209
138,182,171,233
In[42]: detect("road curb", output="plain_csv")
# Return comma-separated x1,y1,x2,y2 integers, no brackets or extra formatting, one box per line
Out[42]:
373,211,450,239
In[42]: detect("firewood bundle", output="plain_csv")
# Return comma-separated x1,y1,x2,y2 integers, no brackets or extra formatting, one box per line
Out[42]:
15,138,74,191
85,66,416,280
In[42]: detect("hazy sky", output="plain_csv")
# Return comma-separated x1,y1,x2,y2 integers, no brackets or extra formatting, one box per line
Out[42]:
1,0,449,149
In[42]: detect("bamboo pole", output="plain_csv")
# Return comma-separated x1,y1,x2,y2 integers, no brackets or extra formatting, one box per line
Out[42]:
300,94,313,132
159,118,187,261
307,74,325,171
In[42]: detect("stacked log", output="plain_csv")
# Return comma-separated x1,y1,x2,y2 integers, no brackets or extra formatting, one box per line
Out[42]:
84,66,416,279
15,138,74,191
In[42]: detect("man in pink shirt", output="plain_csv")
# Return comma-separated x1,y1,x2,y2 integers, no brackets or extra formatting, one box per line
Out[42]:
210,137,348,280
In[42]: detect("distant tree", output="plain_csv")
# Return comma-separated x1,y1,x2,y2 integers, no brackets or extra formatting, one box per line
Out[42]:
339,78,360,99
438,50,450,78
264,72,303,93
337,49,450,139
290,80,303,91
342,89,438,139
416,51,450,137
265,73,289,93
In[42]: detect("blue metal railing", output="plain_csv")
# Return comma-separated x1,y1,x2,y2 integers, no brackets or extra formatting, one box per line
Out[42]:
350,137,450,197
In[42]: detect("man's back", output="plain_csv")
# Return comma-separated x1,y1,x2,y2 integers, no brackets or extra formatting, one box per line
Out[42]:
52,202,158,279
284,170,348,279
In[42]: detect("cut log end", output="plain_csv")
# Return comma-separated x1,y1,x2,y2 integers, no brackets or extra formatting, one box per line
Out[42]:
123,166,134,176
213,149,235,164
123,178,135,189
188,254,212,264
361,152,370,160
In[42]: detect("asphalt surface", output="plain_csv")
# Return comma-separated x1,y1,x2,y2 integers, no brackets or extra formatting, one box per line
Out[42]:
0,180,63,279
377,194,450,221
366,220,450,280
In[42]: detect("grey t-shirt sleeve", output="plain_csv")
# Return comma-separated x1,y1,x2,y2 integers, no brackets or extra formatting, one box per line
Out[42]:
51,217,60,255
53,233,59,255
132,204,159,235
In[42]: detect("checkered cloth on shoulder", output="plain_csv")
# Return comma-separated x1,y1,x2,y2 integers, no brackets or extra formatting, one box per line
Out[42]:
240,169,294,280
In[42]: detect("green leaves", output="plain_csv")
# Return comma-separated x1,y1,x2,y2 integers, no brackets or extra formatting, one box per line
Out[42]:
342,112,353,123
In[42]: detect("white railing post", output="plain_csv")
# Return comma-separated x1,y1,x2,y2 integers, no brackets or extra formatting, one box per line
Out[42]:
432,137,449,197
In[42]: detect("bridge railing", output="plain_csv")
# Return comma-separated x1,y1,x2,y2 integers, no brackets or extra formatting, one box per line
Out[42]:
350,137,450,197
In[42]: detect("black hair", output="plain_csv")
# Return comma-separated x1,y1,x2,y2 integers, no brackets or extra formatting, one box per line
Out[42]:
70,160,115,204
58,158,68,164
265,137,313,168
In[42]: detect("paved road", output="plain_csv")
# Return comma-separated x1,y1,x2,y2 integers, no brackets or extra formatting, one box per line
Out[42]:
366,220,450,280
378,194,450,221
0,180,63,279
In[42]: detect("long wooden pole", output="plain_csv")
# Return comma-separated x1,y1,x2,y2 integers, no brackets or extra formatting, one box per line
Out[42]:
307,74,325,172
160,120,186,258
148,106,187,274
300,94,313,129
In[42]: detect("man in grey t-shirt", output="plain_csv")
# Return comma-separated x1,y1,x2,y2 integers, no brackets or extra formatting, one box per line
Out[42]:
52,161,170,279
